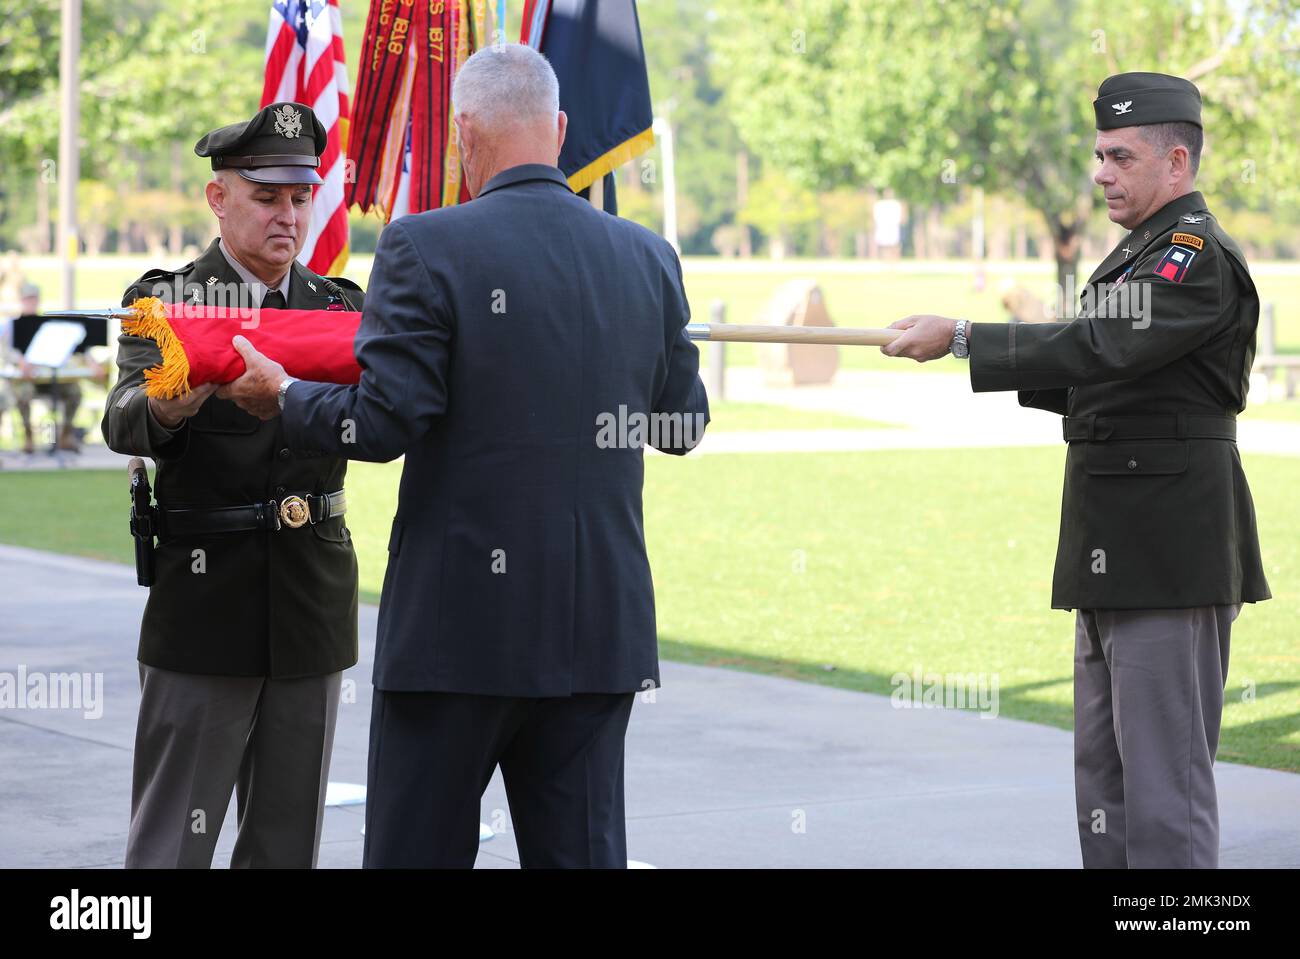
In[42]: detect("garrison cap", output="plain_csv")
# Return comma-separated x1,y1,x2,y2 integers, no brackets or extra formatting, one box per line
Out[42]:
194,102,327,185
1094,72,1202,130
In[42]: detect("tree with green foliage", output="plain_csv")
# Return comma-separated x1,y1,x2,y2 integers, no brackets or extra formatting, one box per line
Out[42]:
711,0,1300,291
1,0,266,252
635,0,748,254
739,171,820,258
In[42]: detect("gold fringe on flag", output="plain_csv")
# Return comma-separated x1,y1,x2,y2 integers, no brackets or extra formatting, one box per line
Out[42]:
121,297,192,401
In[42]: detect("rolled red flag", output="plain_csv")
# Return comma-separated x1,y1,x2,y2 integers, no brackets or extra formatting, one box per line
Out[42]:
123,297,362,399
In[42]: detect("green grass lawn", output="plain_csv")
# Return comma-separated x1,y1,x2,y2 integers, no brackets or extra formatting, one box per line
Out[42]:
0,399,885,452
2,445,1295,771
704,401,892,431
1242,397,1300,422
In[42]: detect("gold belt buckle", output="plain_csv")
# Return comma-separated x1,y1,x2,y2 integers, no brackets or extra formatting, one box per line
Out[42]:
278,495,310,529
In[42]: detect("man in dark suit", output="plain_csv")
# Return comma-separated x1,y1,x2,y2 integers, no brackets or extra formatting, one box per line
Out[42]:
222,44,709,868
103,103,363,868
882,73,1269,867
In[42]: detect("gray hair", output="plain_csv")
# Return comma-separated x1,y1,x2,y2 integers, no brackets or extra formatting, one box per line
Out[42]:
1139,121,1203,178
451,43,559,129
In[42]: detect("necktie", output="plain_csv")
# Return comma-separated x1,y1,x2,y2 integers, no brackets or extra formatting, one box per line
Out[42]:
261,289,287,310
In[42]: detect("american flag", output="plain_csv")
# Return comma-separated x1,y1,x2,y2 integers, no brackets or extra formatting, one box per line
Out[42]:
261,0,351,275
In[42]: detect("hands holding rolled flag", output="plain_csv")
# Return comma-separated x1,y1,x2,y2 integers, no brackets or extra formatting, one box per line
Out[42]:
148,383,218,429
216,337,289,420
110,295,361,403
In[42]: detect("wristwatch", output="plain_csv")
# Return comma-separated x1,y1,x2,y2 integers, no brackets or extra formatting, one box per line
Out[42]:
950,319,970,358
277,376,299,412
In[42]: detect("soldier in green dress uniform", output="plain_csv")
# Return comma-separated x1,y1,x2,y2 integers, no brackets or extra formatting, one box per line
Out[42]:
102,102,365,868
883,73,1269,868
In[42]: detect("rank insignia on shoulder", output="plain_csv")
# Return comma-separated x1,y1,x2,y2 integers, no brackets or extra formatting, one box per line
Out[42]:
1154,246,1196,283
1182,214,1205,223
1171,232,1204,251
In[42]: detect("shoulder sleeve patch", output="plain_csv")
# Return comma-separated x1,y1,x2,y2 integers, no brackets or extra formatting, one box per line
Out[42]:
1171,232,1204,251
1152,245,1197,283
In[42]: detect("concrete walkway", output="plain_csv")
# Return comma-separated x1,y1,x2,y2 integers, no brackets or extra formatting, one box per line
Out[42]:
0,444,132,473
2,543,1298,869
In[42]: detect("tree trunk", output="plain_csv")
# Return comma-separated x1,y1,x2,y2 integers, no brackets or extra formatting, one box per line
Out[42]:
1052,221,1082,317
988,197,1008,260
736,150,752,259
928,206,943,258
35,170,52,254
84,226,105,256
822,225,839,257
865,188,878,258
168,143,184,255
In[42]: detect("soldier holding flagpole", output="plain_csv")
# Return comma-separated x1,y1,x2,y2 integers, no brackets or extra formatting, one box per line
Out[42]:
882,72,1269,869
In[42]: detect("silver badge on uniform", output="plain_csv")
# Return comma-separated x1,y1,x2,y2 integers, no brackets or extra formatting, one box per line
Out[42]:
273,104,303,139
1182,214,1204,223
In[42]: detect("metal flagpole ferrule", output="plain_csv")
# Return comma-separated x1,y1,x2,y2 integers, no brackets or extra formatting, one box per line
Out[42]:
40,309,134,322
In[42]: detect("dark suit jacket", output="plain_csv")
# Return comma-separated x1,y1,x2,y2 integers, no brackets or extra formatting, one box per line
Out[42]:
282,164,709,695
969,191,1269,610
102,238,364,677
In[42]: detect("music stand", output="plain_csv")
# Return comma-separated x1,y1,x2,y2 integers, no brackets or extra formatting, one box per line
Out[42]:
22,321,87,455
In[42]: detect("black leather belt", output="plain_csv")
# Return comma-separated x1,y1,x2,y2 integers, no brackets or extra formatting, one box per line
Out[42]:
1062,414,1236,443
159,490,346,536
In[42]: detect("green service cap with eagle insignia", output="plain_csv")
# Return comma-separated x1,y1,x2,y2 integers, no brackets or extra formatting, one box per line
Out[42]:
194,102,327,185
1094,72,1202,131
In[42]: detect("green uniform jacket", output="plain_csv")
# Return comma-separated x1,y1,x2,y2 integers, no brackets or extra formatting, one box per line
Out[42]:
101,238,364,676
969,191,1271,610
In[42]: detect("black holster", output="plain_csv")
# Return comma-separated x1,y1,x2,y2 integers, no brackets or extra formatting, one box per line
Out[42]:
128,462,156,587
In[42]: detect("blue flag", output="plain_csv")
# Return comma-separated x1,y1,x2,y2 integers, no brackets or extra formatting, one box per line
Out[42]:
523,0,655,213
